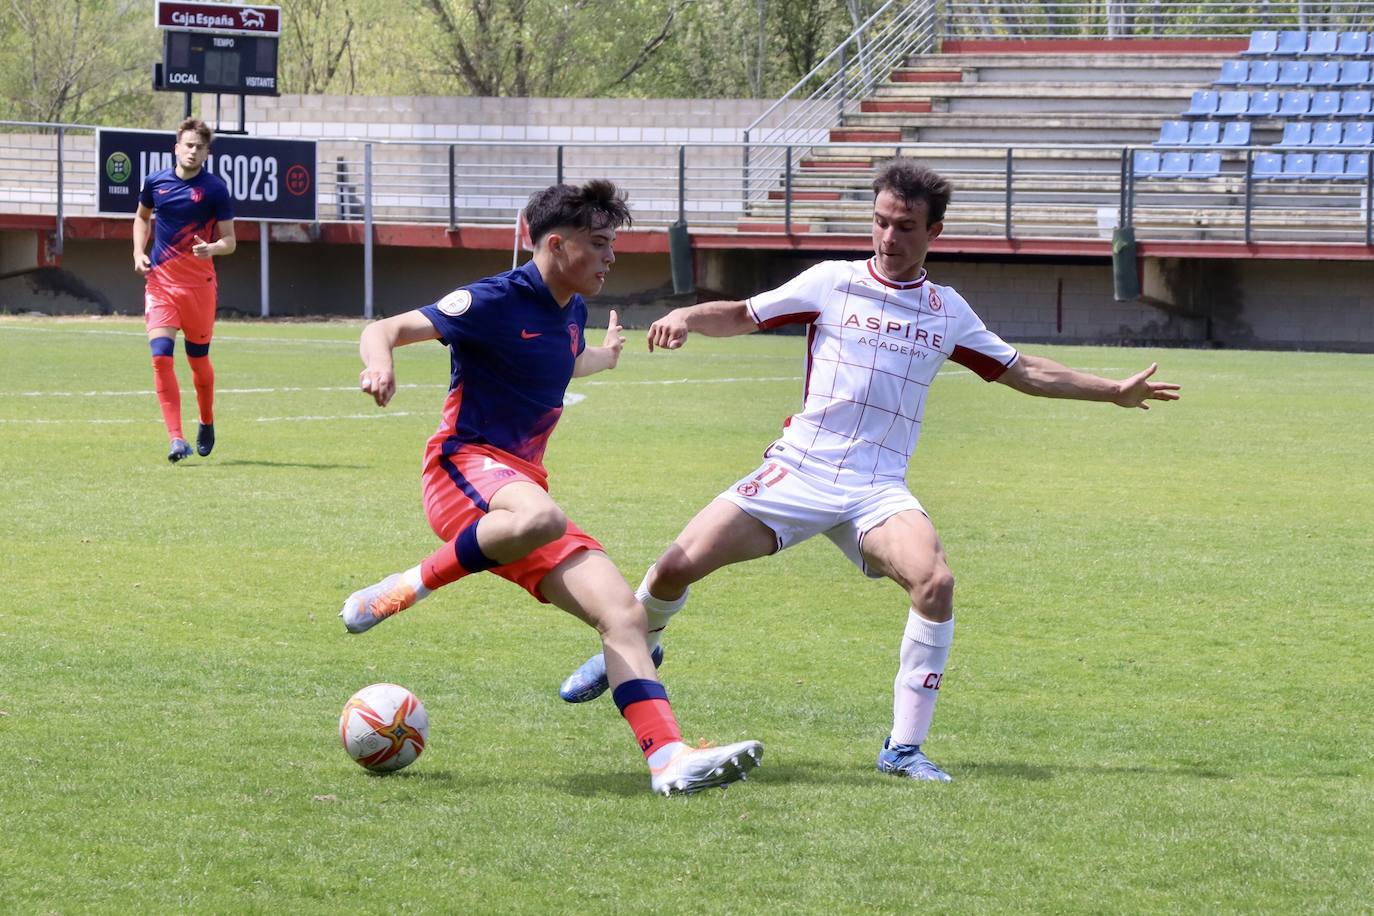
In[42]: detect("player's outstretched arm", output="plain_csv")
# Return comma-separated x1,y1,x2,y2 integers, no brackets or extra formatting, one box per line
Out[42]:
647,299,756,352
997,354,1181,409
358,310,441,407
573,309,626,377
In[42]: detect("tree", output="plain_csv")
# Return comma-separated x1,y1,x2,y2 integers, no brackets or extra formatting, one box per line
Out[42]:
0,0,159,124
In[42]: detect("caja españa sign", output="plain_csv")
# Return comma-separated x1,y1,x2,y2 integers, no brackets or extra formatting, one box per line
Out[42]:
155,1,280,36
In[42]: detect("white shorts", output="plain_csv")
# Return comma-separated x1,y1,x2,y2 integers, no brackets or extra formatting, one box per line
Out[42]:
717,455,925,579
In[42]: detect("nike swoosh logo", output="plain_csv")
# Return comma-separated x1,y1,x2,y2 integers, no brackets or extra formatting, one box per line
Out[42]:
157,189,173,195
520,330,542,339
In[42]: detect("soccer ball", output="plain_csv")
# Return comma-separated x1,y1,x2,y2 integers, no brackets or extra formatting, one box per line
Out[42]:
339,683,429,773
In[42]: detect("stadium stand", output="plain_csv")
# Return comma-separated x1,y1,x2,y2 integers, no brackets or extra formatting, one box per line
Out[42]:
1219,121,1252,146
1276,60,1310,86
1279,121,1314,146
1302,30,1340,57
1335,60,1371,85
1279,90,1312,116
1215,60,1249,85
1335,31,1370,56
1341,121,1373,146
1242,30,1279,56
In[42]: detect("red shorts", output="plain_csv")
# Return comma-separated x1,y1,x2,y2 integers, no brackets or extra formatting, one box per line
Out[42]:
421,443,603,602
145,282,217,345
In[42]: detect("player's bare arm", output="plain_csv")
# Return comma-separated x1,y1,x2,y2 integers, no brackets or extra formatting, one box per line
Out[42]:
192,221,237,259
572,309,626,377
132,204,153,273
998,354,1181,409
358,310,442,407
646,299,756,351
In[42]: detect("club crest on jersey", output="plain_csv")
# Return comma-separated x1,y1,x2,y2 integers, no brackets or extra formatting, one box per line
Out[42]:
437,289,473,316
736,481,760,498
928,289,942,311
567,323,580,356
190,187,204,203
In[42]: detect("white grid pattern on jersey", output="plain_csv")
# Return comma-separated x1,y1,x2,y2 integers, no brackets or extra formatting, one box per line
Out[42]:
750,259,1014,487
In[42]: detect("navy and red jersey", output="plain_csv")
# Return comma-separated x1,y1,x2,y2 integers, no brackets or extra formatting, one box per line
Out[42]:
138,167,234,288
419,260,588,473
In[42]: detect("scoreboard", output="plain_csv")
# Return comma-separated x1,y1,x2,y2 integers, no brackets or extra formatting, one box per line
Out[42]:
159,31,278,95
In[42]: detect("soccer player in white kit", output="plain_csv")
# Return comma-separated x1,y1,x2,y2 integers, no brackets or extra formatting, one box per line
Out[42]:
560,159,1181,781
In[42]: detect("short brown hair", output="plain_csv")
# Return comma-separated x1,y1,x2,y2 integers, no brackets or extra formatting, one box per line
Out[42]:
872,158,951,225
523,179,632,246
177,117,212,146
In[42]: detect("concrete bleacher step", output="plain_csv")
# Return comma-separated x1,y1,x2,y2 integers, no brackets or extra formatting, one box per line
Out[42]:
894,53,1230,83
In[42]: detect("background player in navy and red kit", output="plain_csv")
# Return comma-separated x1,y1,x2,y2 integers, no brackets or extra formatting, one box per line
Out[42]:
336,180,762,796
133,117,236,463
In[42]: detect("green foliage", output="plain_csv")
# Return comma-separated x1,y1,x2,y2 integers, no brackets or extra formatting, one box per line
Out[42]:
0,0,179,125
1,317,1371,911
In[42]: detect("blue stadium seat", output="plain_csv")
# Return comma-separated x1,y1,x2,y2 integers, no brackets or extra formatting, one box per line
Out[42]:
1282,152,1315,177
1278,122,1313,146
1335,31,1369,57
1159,152,1191,177
1308,61,1340,86
1310,91,1342,117
1276,60,1309,86
1301,31,1338,57
1218,90,1249,116
1215,60,1249,86
1248,59,1280,85
1186,89,1220,116
1243,30,1278,56
1279,90,1312,117
1312,121,1343,146
1187,121,1221,145
1345,151,1371,178
1153,120,1189,146
1132,150,1162,177
1341,121,1374,146
1280,151,1313,177
1253,151,1284,178
1190,152,1222,177
1336,60,1371,86
1247,90,1280,117
1338,90,1373,117
1219,121,1251,146
1276,31,1308,56
1314,152,1347,178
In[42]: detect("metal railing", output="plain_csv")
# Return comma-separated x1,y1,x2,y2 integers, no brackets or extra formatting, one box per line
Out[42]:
740,0,939,206
942,0,1374,40
3,124,1372,246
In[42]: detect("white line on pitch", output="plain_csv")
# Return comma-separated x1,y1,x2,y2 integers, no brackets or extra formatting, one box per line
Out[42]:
0,412,417,425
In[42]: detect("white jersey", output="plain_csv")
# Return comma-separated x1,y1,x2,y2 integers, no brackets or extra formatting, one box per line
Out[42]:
746,257,1018,486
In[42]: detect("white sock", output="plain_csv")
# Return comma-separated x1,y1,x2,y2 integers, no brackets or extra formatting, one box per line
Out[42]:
646,740,687,770
890,610,953,747
402,565,432,602
635,565,688,652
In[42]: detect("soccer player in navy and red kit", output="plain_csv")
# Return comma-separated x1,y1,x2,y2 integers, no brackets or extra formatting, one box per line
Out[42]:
337,180,762,796
133,118,236,463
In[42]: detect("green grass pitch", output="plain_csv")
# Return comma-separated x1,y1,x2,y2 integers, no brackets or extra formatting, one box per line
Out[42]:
1,316,1370,912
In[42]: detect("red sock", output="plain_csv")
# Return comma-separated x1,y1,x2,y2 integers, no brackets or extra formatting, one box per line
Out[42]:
612,680,683,759
151,355,183,440
188,355,214,425
419,520,497,591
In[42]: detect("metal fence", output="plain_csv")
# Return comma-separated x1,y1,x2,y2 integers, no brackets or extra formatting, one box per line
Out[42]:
742,0,939,205
941,0,1374,39
3,123,1370,247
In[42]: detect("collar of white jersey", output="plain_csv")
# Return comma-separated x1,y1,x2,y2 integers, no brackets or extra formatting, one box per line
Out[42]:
866,259,927,290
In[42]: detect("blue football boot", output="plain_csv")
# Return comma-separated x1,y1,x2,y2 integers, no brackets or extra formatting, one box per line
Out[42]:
877,736,953,782
559,644,664,703
167,438,193,463
196,422,215,457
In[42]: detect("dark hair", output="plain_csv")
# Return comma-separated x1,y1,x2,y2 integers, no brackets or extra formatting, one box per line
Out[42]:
524,179,631,246
872,158,951,225
177,117,213,146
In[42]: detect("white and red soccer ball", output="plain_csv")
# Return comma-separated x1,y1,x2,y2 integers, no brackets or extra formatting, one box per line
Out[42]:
339,683,428,773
